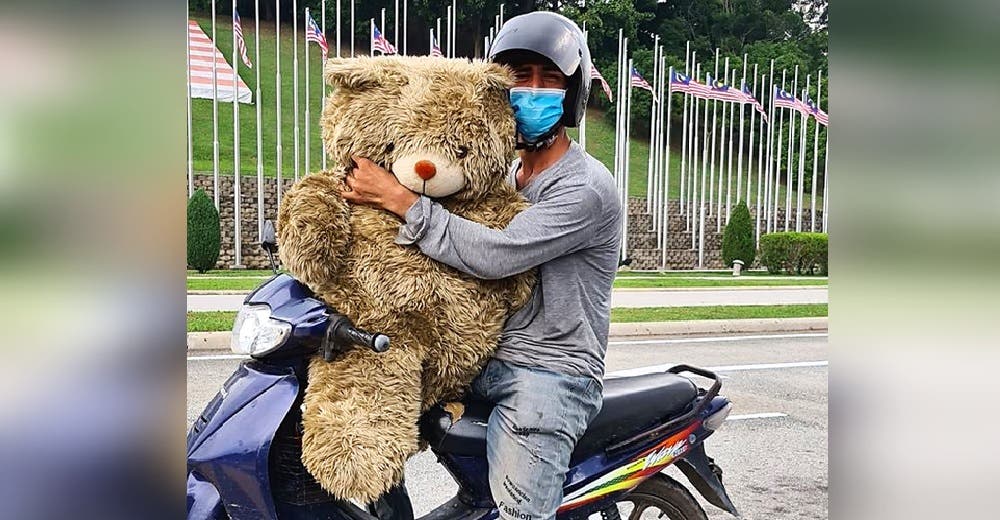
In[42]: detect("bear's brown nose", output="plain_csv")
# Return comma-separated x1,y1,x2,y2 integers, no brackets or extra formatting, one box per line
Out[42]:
414,160,437,180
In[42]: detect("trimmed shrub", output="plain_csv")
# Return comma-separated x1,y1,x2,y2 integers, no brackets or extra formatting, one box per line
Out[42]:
722,202,755,268
759,232,828,275
187,189,221,273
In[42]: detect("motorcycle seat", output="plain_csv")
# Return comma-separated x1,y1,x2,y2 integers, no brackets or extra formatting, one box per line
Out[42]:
419,371,698,464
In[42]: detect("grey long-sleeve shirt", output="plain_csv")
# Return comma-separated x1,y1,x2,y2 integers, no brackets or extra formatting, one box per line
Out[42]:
395,141,622,381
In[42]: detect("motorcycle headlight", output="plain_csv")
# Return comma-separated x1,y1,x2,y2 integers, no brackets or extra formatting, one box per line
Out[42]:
231,305,292,356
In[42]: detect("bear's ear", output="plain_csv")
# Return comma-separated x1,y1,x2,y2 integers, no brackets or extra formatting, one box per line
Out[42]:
324,57,410,91
480,63,515,93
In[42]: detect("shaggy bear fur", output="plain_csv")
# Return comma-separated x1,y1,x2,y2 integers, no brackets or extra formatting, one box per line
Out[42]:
276,56,536,503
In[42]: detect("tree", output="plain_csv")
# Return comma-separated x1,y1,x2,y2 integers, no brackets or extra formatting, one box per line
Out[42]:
188,189,222,273
722,201,755,267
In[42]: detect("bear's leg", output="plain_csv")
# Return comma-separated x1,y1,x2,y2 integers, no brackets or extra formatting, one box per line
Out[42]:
300,343,423,504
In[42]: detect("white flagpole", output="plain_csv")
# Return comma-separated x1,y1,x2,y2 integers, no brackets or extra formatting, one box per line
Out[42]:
796,76,810,231
785,65,798,231
754,70,764,248
212,1,220,209
276,0,283,212
772,70,787,233
337,0,342,58
452,0,456,57
579,26,587,151
716,58,729,228
393,0,399,52
657,53,667,245
646,37,659,215
305,8,312,177
500,3,505,25
811,70,823,232
724,68,735,227
746,63,758,206
690,60,700,250
437,18,442,55
445,7,451,58
624,56,633,263
403,0,408,55
763,61,776,235
255,0,264,238
293,0,300,182
233,1,243,267
708,48,719,218
321,1,328,171
660,62,673,269
370,19,374,55
679,42,689,218
351,0,355,56
381,9,386,52
613,31,624,196
699,63,709,268
186,12,193,197
736,54,747,204
652,45,663,235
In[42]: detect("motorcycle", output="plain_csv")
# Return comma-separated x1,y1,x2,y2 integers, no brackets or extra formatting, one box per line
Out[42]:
187,222,740,520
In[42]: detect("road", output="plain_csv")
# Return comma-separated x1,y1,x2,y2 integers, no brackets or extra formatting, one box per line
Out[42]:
187,333,828,519
187,287,828,311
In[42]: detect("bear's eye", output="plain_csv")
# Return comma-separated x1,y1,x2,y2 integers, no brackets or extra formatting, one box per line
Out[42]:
455,146,469,159
385,142,395,154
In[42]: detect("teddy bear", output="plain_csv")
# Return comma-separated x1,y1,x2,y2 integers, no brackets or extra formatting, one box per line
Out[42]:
276,55,536,503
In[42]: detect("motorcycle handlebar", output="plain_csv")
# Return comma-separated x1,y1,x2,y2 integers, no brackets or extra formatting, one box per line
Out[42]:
322,313,390,361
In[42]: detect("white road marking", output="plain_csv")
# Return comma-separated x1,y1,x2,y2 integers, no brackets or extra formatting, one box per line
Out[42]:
607,360,827,378
607,332,827,346
188,354,249,361
727,412,788,421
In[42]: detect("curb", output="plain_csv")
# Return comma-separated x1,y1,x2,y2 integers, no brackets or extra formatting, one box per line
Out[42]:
188,317,827,351
188,290,250,295
608,317,827,337
610,286,827,292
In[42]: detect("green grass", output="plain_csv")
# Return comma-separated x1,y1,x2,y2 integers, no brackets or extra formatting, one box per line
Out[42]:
187,303,827,332
614,270,825,278
189,16,821,206
187,273,827,291
610,303,827,323
613,277,827,288
188,311,238,332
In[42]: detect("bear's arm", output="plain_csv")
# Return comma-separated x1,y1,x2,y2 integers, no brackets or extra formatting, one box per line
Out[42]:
277,172,352,296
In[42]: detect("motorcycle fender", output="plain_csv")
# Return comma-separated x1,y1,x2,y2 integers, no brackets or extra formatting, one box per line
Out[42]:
675,443,740,517
187,472,225,520
187,362,299,520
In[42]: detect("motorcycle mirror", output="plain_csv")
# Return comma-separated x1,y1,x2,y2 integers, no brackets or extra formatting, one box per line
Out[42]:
261,220,278,254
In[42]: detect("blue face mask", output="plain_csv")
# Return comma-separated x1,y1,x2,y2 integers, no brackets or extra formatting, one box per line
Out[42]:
509,87,566,143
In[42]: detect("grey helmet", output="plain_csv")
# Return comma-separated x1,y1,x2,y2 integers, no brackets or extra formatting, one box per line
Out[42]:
488,11,592,128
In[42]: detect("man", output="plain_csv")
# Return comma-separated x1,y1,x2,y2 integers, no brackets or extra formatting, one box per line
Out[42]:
342,12,622,520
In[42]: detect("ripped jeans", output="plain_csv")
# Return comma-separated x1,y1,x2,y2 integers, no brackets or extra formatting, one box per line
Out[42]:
470,358,603,520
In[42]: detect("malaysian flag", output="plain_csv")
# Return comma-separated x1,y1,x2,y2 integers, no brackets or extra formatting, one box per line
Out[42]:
805,95,829,126
590,63,613,102
774,86,811,116
670,70,710,96
630,67,656,101
306,13,329,59
233,10,253,68
741,81,768,123
430,29,443,57
372,24,397,55
704,74,744,102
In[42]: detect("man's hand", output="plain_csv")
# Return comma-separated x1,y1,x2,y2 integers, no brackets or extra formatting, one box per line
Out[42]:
342,156,420,218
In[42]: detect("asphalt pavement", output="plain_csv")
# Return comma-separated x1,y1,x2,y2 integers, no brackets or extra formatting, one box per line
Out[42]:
187,287,828,311
187,332,828,519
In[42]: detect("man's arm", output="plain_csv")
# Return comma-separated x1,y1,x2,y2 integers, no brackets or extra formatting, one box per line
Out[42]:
395,186,603,280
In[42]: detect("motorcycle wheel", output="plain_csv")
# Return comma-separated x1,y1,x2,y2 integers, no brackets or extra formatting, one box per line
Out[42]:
612,474,709,520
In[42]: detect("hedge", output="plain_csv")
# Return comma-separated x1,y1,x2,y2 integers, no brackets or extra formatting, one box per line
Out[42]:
759,232,828,275
722,202,756,268
187,188,221,273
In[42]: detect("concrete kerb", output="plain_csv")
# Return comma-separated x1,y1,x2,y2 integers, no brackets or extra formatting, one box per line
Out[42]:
187,317,828,351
